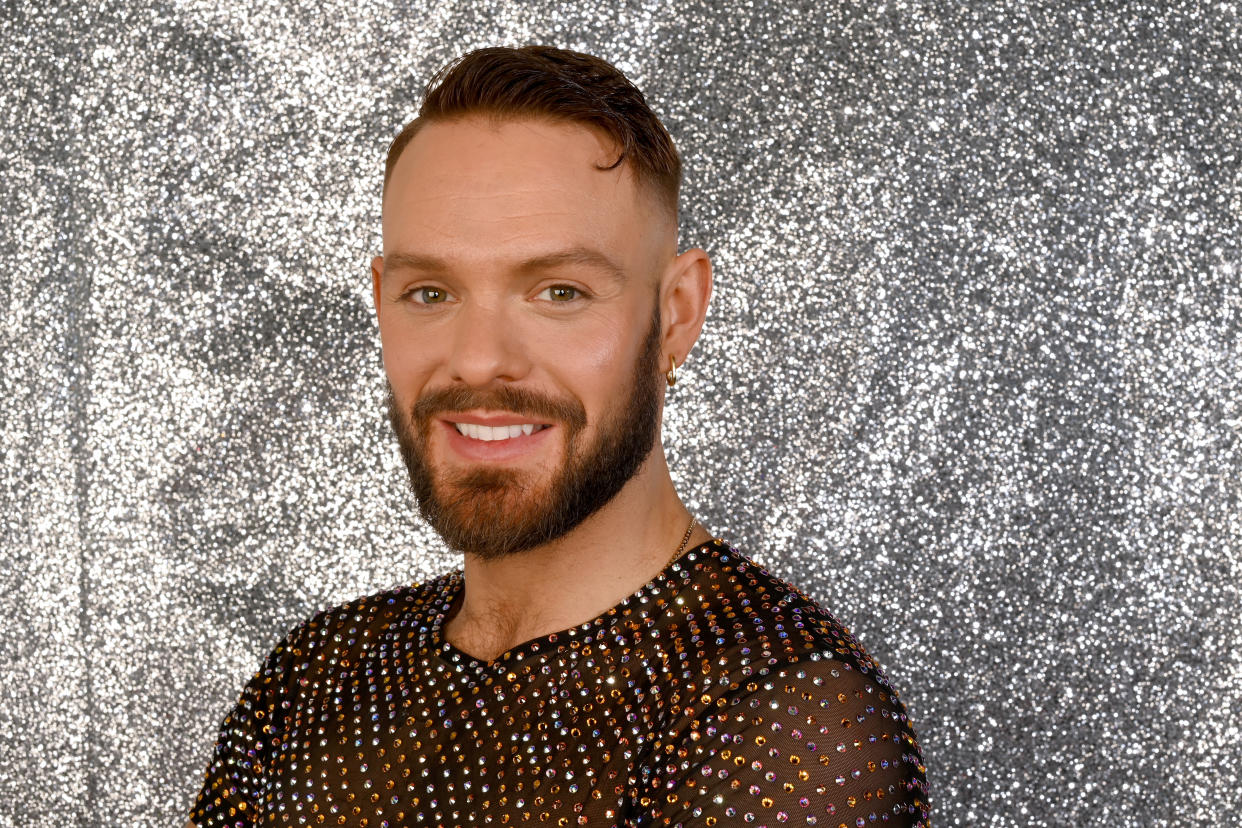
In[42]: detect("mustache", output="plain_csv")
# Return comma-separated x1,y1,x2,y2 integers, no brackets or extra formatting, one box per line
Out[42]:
410,384,587,431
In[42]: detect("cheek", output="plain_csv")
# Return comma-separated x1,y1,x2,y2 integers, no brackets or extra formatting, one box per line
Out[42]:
538,313,640,404
379,320,437,391
577,328,629,375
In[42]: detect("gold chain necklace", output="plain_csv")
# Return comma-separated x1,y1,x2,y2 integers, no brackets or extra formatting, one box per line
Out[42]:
666,515,698,569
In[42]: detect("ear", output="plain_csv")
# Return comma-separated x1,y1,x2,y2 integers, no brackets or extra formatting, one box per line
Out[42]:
370,254,385,320
659,247,713,369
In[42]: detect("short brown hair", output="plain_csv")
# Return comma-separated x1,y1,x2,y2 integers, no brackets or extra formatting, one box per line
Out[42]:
383,45,681,217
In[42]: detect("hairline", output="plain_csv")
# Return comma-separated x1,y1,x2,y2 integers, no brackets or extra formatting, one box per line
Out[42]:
382,111,679,225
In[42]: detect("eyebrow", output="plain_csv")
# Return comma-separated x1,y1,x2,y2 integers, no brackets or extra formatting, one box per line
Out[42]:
384,246,626,284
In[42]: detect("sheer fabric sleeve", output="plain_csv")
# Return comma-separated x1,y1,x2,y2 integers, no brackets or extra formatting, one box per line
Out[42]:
188,619,306,827
646,655,930,827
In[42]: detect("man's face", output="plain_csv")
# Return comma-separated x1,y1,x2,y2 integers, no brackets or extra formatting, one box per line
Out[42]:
374,116,675,559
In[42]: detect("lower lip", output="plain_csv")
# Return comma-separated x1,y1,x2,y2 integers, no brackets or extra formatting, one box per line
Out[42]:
439,420,556,462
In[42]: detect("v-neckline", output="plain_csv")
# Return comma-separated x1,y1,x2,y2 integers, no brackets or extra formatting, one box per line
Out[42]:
428,539,724,671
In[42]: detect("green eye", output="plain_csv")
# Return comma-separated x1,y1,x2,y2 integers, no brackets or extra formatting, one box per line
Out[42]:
418,287,446,304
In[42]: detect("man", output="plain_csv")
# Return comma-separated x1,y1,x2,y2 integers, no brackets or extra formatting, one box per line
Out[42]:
190,45,929,827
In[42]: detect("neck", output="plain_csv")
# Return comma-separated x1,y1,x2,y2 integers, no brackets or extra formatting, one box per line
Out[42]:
441,449,712,663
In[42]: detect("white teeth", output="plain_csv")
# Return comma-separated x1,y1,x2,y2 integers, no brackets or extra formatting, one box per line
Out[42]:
453,423,542,441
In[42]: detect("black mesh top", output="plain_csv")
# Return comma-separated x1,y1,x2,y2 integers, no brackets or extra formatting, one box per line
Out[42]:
191,538,930,826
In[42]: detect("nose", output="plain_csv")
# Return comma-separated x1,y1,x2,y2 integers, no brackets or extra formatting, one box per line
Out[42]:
446,295,530,386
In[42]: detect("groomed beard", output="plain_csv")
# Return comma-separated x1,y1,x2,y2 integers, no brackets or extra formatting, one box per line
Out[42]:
388,308,663,560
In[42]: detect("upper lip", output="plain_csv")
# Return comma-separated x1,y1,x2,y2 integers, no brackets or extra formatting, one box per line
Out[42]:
442,411,552,427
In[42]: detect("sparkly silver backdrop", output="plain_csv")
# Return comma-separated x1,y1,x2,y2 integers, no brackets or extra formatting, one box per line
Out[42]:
2,0,1239,825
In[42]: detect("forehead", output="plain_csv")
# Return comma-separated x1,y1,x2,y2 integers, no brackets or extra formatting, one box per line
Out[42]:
382,116,666,265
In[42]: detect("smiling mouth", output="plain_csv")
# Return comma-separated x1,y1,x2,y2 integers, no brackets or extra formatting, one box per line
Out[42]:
451,422,553,441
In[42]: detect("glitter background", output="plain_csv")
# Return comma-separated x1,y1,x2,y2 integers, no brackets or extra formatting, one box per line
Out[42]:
3,0,1239,825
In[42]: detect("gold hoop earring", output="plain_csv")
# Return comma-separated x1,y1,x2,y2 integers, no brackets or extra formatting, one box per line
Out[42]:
666,354,678,387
